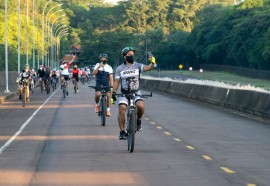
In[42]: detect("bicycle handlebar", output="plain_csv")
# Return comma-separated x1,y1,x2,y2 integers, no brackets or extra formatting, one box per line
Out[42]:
89,85,113,90
114,92,152,98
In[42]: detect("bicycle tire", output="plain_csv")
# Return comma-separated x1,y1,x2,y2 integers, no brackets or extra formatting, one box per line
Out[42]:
63,85,66,98
100,97,106,126
127,110,136,152
22,88,26,107
52,82,55,91
40,81,43,93
46,82,50,94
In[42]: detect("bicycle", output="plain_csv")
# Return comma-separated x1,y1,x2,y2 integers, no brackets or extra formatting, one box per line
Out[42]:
62,79,67,98
39,78,44,93
52,77,57,91
45,78,50,94
115,91,152,153
89,85,112,126
30,78,35,93
20,79,30,107
73,78,79,94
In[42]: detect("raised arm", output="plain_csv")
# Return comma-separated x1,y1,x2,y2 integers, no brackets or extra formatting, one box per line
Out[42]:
143,55,156,72
69,54,76,64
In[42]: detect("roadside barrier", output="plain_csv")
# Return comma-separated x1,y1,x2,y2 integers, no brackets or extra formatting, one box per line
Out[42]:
140,78,270,121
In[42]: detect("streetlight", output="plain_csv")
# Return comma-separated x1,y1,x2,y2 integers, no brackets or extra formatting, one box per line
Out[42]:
45,4,62,66
18,0,21,74
32,0,35,69
42,0,53,66
26,0,29,65
4,0,9,93
47,10,64,67
51,15,65,31
57,32,69,67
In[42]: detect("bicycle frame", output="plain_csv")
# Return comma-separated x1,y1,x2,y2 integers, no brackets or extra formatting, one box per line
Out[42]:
115,91,152,153
21,80,29,107
63,80,67,98
89,85,112,126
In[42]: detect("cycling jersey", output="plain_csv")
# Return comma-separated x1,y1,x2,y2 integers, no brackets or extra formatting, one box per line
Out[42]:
60,62,71,75
72,69,79,75
94,63,113,83
21,71,31,81
37,69,45,78
115,62,144,93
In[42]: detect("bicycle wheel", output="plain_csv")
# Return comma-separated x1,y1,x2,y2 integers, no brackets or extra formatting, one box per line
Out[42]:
46,81,50,94
127,110,136,152
63,85,66,98
22,88,26,107
100,97,106,126
75,82,77,94
52,81,55,91
40,81,43,93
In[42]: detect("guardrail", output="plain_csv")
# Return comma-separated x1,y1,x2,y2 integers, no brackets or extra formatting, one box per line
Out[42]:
140,78,270,121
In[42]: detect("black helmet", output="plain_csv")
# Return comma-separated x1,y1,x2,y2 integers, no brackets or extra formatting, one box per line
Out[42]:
99,53,108,59
122,47,135,57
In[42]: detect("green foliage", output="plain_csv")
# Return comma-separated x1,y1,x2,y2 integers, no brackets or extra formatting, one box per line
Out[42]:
1,0,270,71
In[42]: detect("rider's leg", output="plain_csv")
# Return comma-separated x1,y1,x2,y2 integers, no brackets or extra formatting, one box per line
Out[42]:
118,104,127,131
136,100,144,120
95,91,101,112
61,76,64,86
106,92,111,116
66,77,69,90
26,85,30,99
76,77,79,90
136,100,144,131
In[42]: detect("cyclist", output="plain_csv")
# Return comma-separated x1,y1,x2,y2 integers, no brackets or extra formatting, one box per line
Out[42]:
19,64,32,101
37,65,45,90
72,65,80,92
43,66,51,92
92,53,114,117
51,69,58,88
112,47,156,140
60,54,76,96
80,68,87,84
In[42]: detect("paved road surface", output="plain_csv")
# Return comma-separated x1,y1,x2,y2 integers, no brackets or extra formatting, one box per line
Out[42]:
0,81,269,186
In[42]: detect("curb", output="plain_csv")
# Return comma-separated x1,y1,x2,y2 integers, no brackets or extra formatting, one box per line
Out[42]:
0,92,18,104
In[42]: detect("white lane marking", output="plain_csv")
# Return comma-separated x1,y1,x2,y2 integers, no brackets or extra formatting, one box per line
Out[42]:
0,91,57,155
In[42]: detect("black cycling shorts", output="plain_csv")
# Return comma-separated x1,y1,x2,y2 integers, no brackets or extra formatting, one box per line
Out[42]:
95,81,110,92
73,74,79,82
62,75,69,81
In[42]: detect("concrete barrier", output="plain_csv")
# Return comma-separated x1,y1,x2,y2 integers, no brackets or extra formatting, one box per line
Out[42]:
0,71,19,86
140,78,270,121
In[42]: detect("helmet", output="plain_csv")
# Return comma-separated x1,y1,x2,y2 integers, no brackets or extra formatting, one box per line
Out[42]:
24,64,30,69
122,47,135,57
74,65,78,68
99,53,108,59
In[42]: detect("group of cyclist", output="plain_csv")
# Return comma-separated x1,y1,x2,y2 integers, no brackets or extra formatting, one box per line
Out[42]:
17,47,156,140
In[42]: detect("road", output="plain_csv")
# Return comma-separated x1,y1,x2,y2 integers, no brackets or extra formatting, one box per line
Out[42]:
0,80,269,186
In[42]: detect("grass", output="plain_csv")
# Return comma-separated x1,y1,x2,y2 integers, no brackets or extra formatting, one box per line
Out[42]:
145,70,270,91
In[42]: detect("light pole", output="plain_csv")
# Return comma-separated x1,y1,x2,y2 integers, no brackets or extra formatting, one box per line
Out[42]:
32,0,35,69
45,4,62,66
47,10,64,67
42,0,52,66
36,0,40,68
26,0,29,65
4,0,9,93
57,32,69,67
18,0,21,74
